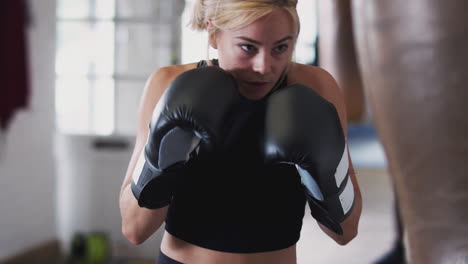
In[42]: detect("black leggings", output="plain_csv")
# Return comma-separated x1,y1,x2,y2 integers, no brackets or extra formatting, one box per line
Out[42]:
157,250,183,264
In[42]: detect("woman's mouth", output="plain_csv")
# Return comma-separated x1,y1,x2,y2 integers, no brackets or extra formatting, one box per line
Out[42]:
239,80,274,99
243,81,270,88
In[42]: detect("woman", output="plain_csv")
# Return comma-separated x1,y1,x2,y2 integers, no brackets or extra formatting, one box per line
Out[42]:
119,1,362,263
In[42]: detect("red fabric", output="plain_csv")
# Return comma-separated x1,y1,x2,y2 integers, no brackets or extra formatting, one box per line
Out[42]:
0,0,30,131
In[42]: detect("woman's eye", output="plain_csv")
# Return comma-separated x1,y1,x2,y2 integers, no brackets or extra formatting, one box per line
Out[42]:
240,44,256,53
274,44,289,54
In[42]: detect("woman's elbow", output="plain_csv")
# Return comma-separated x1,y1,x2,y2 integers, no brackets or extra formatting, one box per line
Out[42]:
122,223,146,245
335,228,358,245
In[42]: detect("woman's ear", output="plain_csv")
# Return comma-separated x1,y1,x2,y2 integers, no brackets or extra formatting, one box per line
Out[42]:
206,20,218,49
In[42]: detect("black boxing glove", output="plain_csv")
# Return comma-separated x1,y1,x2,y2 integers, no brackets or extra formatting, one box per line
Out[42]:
131,66,241,209
263,84,354,235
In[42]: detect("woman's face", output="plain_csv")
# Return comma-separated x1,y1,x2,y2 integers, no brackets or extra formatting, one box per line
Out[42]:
212,8,295,99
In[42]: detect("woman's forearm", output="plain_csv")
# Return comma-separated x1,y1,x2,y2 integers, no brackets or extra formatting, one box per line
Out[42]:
120,182,168,245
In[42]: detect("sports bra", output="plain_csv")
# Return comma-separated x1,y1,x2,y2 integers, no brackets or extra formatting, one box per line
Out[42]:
164,59,306,253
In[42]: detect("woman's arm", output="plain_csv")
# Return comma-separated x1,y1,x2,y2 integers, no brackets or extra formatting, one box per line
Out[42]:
316,66,363,245
119,64,195,245
319,154,362,245
291,64,363,245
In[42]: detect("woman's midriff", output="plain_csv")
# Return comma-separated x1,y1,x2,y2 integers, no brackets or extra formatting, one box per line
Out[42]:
160,231,297,264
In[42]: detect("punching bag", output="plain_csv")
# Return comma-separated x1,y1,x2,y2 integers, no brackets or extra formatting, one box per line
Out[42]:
352,0,468,263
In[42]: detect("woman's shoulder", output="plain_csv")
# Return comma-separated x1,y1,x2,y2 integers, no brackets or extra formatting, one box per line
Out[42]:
288,63,339,94
143,63,198,103
288,62,348,128
136,62,198,132
150,63,199,86
288,62,344,105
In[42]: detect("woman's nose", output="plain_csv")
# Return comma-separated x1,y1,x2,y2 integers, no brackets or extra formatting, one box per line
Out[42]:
252,53,273,75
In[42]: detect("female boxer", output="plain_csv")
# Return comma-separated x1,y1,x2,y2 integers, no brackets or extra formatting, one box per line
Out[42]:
119,1,362,263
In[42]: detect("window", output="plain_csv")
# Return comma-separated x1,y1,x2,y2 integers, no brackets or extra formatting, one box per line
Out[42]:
55,0,185,135
295,0,319,65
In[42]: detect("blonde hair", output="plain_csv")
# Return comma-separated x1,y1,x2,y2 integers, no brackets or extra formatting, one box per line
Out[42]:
190,0,300,63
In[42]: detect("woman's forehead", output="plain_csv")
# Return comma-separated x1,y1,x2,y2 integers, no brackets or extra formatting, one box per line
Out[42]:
223,9,295,40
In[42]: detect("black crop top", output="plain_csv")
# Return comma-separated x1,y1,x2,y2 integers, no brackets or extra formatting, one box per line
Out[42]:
164,60,306,253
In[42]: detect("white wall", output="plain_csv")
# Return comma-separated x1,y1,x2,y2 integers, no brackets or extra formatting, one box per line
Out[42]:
0,0,56,259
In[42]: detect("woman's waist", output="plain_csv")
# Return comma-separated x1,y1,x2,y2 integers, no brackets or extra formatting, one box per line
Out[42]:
161,231,298,264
